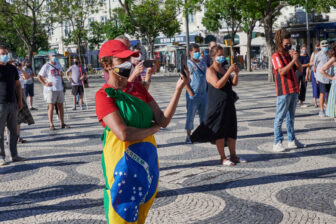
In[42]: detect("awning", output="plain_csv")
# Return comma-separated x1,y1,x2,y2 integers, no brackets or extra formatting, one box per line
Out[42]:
130,40,140,48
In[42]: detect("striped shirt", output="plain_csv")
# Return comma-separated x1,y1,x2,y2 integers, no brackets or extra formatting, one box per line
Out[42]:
272,52,299,96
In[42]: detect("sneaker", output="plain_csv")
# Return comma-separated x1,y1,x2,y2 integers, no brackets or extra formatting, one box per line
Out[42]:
0,158,8,166
300,103,308,108
273,142,286,152
288,139,306,149
72,106,76,111
12,156,26,162
185,136,192,144
318,110,326,117
80,106,84,110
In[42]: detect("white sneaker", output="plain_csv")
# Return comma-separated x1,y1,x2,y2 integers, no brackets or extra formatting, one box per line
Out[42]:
185,136,192,144
0,157,8,166
273,142,286,152
288,139,306,149
318,110,326,117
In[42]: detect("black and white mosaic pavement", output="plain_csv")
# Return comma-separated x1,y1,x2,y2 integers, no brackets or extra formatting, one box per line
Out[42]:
0,74,335,223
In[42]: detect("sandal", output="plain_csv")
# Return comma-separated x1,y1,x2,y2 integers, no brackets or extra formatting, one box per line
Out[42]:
229,156,248,164
49,125,56,130
221,159,235,166
61,123,70,129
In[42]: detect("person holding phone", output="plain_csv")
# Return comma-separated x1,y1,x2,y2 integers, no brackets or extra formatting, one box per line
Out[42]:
129,53,156,90
271,28,305,152
184,43,208,144
190,45,247,166
95,39,188,223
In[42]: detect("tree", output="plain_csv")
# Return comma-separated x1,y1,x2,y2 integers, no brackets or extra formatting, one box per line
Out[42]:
116,0,181,58
52,0,102,63
0,0,51,61
202,0,242,46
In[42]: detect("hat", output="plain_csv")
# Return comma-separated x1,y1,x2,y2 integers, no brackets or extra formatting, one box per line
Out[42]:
320,40,329,47
99,40,139,59
48,51,57,56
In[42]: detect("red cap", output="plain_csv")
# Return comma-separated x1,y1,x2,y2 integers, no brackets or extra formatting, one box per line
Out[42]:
99,39,139,59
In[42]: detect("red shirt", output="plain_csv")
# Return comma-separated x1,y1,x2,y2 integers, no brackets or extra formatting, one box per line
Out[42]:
271,52,299,96
95,82,154,127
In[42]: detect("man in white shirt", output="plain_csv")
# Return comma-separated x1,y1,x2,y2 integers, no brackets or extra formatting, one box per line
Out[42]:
37,52,70,130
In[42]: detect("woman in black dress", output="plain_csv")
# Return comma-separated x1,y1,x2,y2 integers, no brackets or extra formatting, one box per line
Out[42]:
191,45,247,166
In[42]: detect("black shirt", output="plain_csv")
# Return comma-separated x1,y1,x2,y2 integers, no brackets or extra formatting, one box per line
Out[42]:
299,55,310,76
0,63,19,103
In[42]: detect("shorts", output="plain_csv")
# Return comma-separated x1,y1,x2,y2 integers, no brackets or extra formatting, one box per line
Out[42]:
24,83,34,97
71,85,84,96
318,82,331,94
46,91,64,104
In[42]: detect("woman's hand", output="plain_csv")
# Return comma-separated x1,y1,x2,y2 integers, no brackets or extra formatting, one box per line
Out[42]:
228,64,236,73
133,61,145,77
176,67,189,91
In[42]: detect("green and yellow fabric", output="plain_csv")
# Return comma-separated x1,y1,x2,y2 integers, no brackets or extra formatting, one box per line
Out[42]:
101,88,158,224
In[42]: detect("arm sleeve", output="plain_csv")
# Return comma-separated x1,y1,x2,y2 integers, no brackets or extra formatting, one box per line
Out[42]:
66,66,72,73
271,53,282,71
95,89,117,122
187,60,193,74
38,64,47,78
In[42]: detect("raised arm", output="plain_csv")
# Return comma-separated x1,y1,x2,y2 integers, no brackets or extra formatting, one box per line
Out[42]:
206,65,235,89
149,70,189,128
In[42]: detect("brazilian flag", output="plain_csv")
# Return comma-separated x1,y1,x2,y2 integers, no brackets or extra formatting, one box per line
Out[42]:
101,88,159,224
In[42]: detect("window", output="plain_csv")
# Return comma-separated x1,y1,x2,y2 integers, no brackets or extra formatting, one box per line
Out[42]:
188,12,194,23
64,21,71,37
101,16,107,23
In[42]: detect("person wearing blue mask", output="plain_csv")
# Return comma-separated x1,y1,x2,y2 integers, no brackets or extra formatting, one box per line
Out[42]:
0,45,26,166
37,51,70,130
314,40,331,117
190,45,247,166
184,43,208,143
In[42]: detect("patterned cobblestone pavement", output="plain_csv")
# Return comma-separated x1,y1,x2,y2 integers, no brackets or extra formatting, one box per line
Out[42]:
0,74,335,224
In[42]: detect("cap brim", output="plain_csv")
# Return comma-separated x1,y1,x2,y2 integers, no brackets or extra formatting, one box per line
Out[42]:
114,50,139,59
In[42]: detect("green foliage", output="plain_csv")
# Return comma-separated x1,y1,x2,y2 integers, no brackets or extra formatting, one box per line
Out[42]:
0,0,50,60
115,0,181,57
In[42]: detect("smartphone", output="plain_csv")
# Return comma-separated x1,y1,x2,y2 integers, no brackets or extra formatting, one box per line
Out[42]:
178,53,187,77
233,57,238,65
143,60,154,68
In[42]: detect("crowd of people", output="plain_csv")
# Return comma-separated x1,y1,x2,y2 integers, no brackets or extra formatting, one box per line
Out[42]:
0,26,335,223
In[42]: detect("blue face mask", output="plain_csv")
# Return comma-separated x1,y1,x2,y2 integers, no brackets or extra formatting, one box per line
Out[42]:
0,54,9,63
193,52,201,60
215,56,225,64
322,47,328,52
51,57,58,63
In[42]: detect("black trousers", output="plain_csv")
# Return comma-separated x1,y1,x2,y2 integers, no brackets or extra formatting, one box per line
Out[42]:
296,72,307,102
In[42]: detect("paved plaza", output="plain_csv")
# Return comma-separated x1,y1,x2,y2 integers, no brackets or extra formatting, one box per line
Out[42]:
1,74,336,224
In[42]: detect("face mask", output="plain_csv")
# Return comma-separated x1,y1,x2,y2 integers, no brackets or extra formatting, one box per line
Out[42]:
75,61,79,65
301,50,307,54
322,47,328,52
133,53,142,61
0,54,9,63
215,56,225,64
193,52,201,60
113,61,133,78
51,57,57,63
284,44,292,52
316,48,321,51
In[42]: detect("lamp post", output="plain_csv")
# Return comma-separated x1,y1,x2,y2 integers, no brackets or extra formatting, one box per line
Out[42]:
184,0,190,59
305,0,311,55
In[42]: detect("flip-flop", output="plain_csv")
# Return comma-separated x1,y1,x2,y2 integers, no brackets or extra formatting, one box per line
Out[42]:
49,125,56,130
229,156,248,164
61,124,70,129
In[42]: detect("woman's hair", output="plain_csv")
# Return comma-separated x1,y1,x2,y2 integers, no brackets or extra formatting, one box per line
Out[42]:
314,41,320,54
100,56,113,70
329,42,336,58
210,45,223,57
274,28,291,51
300,44,307,49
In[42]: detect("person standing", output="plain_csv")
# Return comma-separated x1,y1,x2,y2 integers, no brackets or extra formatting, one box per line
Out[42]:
37,52,70,130
184,43,208,143
202,41,217,67
66,58,86,110
23,60,36,110
271,28,305,152
0,45,26,165
297,45,310,107
190,45,247,166
320,43,336,122
314,40,331,117
309,42,321,108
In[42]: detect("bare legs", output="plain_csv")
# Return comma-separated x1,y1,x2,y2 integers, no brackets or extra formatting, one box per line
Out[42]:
216,138,237,165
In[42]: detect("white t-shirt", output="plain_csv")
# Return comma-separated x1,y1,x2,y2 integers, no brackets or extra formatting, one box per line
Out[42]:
38,63,64,91
18,70,25,89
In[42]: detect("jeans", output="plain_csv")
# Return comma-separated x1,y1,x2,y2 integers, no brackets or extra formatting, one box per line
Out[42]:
0,103,18,158
185,92,208,131
274,93,298,144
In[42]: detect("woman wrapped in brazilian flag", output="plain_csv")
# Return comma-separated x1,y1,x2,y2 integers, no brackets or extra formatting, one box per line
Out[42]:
95,40,189,224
